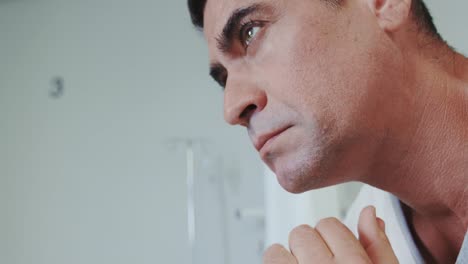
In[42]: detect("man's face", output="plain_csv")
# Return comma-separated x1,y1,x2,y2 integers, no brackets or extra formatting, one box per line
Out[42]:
204,0,396,193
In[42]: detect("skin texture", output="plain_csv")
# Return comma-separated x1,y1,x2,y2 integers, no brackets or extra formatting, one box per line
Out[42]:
202,0,468,262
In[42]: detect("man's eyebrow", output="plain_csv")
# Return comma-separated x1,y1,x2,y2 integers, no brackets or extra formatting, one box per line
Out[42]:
209,62,227,89
216,3,266,53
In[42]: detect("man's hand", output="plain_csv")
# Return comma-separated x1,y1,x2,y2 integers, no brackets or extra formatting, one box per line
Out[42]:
263,206,399,263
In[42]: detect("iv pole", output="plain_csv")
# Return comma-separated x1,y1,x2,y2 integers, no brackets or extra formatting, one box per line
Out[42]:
185,140,195,264
167,138,197,264
166,138,228,264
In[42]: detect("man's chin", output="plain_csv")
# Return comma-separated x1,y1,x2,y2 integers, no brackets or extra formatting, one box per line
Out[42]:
262,137,329,193
269,158,323,194
277,174,310,194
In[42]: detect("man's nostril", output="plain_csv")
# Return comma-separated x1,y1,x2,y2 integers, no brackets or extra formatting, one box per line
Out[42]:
240,104,257,120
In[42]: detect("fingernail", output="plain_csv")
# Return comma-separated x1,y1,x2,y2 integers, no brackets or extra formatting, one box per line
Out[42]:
370,206,377,218
371,206,382,232
377,217,386,232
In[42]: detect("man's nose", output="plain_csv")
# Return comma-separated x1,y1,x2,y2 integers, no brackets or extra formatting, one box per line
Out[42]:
224,78,267,127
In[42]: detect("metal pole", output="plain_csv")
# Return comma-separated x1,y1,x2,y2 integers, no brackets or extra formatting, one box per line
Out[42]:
186,140,195,264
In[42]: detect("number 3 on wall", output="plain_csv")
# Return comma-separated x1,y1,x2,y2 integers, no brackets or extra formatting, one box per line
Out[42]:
50,76,64,98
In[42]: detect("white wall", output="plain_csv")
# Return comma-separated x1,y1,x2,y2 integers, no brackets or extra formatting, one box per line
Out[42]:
0,0,264,263
424,0,468,55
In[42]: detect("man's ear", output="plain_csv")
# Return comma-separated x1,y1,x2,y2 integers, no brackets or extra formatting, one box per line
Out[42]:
366,0,412,32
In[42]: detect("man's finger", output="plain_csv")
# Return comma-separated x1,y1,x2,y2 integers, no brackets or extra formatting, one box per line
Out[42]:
358,206,399,264
288,224,333,263
263,244,297,264
314,217,372,262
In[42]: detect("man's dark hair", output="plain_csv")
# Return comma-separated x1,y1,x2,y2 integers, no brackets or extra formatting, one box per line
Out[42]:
188,0,441,39
410,0,441,39
188,0,206,29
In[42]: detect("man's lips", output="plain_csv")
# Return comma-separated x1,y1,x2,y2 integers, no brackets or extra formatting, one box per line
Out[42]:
254,125,292,152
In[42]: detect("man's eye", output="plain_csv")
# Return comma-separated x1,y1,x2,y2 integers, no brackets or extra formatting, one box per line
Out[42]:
244,26,260,46
240,23,262,48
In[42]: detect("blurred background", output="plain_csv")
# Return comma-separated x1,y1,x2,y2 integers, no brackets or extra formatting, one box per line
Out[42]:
0,0,466,263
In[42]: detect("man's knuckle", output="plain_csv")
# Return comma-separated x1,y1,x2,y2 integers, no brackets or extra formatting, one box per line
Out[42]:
264,243,285,255
347,254,372,264
289,224,313,240
316,217,341,229
291,224,313,233
263,244,288,261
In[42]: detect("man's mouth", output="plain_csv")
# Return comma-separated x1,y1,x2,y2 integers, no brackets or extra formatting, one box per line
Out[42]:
254,125,293,152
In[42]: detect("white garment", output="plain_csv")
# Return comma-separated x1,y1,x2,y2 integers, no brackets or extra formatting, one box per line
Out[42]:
458,233,468,264
344,185,424,264
345,185,468,263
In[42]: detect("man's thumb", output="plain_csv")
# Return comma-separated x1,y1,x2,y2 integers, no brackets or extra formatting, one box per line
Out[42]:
358,206,399,263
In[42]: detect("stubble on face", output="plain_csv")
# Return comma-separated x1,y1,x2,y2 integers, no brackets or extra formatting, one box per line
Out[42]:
204,0,392,193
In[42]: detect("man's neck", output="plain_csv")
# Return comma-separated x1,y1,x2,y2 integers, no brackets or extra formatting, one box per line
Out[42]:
364,49,468,262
